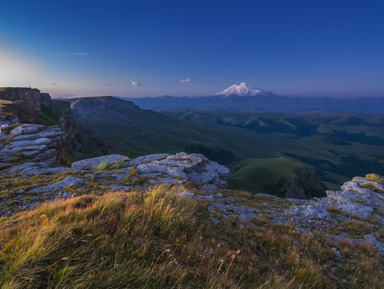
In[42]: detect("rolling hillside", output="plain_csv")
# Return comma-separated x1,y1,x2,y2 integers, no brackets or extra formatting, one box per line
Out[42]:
70,96,384,196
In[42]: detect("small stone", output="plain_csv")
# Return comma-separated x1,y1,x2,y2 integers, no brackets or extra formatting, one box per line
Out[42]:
210,215,220,226
178,192,196,199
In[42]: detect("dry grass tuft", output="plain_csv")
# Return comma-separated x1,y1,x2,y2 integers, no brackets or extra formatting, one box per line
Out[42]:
365,173,382,184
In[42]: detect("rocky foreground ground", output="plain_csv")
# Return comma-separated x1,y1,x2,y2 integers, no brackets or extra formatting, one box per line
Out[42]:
1,121,384,288
1,143,384,257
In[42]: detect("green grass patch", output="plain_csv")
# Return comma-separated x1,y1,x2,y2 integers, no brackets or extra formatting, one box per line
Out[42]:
123,165,147,186
359,183,384,194
95,160,127,171
36,107,61,126
228,157,326,198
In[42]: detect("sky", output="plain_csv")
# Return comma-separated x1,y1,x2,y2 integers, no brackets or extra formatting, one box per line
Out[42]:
0,0,383,98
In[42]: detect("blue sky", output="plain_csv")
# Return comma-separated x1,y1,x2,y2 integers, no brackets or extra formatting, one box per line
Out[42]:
0,0,383,98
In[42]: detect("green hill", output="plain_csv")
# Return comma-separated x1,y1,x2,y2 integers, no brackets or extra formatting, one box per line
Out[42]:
228,157,327,198
70,96,284,163
70,96,384,196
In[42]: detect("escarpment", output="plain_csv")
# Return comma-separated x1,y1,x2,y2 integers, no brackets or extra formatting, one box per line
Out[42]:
0,87,77,168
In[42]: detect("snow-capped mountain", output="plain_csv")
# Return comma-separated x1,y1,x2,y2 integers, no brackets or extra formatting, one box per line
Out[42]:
216,82,262,96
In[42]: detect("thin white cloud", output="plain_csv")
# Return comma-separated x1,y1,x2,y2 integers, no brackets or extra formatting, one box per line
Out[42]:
132,81,140,87
181,77,192,83
48,52,87,56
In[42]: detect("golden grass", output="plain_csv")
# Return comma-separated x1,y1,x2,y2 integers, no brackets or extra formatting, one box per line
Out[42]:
0,185,383,288
0,99,14,108
365,173,382,184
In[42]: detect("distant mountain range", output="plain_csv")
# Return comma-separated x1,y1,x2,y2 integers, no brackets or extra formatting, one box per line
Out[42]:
123,83,384,113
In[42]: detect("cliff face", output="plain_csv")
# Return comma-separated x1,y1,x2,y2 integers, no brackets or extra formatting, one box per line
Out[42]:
40,93,54,112
53,100,77,139
0,88,78,167
0,88,42,123
0,87,76,140
0,115,68,168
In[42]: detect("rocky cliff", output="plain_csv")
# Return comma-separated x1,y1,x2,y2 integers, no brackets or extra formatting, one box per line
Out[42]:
53,100,77,139
0,87,75,139
0,116,68,168
0,87,43,123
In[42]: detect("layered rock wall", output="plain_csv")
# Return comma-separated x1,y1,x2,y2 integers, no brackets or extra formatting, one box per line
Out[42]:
0,87,76,140
40,93,54,112
0,88,42,123
0,117,68,168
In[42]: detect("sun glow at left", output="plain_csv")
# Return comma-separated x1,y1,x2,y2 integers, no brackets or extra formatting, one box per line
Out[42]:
0,47,46,88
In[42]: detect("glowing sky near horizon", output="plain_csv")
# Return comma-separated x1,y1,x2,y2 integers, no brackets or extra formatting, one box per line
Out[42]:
1,0,384,98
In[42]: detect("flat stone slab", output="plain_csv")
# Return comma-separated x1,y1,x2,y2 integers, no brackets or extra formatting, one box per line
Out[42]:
71,154,128,170
7,162,70,176
12,127,66,141
10,124,45,136
28,176,86,193
9,138,52,148
0,134,11,141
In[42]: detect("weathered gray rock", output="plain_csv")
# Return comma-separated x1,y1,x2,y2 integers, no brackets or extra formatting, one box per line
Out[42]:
28,176,86,193
363,235,384,252
0,123,13,133
12,127,66,141
10,124,45,135
133,152,230,191
0,134,11,141
289,201,332,219
288,175,384,228
107,185,132,191
71,154,128,170
20,150,40,158
0,123,68,167
7,162,69,176
9,137,51,148
126,153,170,166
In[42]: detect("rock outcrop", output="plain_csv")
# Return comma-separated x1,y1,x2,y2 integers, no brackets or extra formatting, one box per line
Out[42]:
2,152,230,217
69,152,230,193
1,146,384,255
0,88,43,123
0,87,76,144
0,116,68,168
40,93,54,112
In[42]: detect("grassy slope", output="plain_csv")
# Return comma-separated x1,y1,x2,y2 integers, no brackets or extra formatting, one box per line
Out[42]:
1,185,383,289
71,97,384,191
228,157,326,197
72,97,285,162
164,111,384,188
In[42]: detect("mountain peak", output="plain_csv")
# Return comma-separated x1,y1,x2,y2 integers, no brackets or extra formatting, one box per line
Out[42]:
216,82,262,96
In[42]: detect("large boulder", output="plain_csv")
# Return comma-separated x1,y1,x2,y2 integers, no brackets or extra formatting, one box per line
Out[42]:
131,152,230,191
